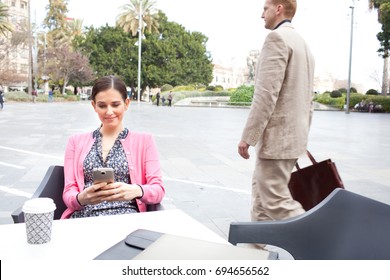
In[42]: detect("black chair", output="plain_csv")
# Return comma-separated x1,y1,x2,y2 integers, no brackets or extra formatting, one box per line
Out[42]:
228,188,390,260
12,165,163,223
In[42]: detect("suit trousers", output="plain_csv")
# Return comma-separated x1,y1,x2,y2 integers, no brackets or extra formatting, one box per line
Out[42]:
251,158,305,222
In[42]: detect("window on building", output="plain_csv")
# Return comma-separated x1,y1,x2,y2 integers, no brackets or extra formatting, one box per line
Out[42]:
11,1,16,7
21,64,28,73
21,2,27,9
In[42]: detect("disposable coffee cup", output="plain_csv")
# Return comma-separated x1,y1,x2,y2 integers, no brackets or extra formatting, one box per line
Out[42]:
22,198,56,244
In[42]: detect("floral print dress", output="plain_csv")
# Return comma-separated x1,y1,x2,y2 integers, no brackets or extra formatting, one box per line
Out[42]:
71,128,138,218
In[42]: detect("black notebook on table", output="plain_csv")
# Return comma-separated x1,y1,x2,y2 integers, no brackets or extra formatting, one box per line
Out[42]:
94,229,163,260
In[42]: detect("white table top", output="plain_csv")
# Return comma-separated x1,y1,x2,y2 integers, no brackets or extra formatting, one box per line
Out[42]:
0,209,228,260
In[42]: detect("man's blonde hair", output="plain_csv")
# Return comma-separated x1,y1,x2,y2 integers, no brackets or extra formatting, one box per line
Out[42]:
272,0,297,18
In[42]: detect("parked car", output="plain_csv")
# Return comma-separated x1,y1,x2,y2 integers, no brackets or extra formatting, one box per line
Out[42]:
80,93,89,100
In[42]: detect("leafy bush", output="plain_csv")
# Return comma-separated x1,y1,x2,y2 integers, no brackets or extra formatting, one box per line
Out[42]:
172,85,195,92
228,85,254,106
366,89,379,95
330,90,342,98
313,92,344,109
206,85,215,91
189,83,206,90
161,84,173,92
3,90,78,102
4,91,30,102
338,87,357,93
62,95,78,101
338,88,347,93
65,89,73,95
214,85,224,92
349,94,390,112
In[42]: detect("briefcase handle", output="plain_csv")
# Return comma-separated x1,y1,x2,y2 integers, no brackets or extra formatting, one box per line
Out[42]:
295,150,317,170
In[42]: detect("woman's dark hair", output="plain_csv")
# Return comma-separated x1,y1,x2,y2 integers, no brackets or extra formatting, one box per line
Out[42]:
91,75,128,102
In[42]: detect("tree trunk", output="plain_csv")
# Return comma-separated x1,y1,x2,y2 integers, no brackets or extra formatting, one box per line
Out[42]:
382,56,389,95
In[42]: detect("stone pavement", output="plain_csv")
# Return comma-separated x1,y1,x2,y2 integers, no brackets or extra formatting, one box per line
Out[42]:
1,101,390,244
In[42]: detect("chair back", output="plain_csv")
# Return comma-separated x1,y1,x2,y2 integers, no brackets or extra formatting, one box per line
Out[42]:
36,165,67,220
12,166,66,223
228,188,390,260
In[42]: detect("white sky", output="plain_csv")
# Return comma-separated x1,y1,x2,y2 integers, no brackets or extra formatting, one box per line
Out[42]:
31,0,383,91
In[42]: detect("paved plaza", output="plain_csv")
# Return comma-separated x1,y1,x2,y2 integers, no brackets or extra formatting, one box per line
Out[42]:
1,101,390,241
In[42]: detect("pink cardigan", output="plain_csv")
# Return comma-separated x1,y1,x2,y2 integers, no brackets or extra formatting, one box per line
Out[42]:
61,130,165,219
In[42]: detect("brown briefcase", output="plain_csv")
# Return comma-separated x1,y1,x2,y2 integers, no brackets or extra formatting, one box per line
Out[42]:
288,151,344,211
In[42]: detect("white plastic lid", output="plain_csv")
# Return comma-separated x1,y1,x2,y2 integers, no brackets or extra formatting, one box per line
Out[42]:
22,197,56,214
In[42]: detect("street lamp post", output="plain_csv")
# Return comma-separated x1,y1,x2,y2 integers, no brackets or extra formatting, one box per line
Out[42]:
27,0,33,95
346,1,355,114
137,1,143,104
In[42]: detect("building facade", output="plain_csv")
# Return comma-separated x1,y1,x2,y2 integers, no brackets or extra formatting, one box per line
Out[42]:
211,64,247,89
0,0,29,90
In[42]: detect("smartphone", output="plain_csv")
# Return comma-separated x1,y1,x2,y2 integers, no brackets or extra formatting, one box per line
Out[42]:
92,168,115,184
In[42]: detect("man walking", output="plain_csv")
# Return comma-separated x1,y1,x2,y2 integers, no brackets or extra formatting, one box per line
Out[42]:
156,91,160,106
238,0,315,223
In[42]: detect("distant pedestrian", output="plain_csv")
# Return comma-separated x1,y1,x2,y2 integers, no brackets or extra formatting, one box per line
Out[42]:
0,90,4,110
156,91,160,106
161,96,166,106
32,88,38,103
127,88,132,99
167,91,173,107
368,101,374,113
48,86,54,103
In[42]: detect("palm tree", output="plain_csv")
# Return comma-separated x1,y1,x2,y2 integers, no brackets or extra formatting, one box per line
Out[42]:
50,18,84,50
44,0,69,31
68,18,84,39
116,0,159,37
0,2,13,37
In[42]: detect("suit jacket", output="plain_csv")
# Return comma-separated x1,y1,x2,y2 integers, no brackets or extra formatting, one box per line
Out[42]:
241,22,315,159
61,131,165,219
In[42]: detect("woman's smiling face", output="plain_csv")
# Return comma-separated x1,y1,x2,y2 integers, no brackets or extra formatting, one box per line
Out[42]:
92,88,129,129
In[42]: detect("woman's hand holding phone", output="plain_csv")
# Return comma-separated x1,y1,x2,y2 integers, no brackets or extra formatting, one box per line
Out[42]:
77,167,143,205
78,182,143,206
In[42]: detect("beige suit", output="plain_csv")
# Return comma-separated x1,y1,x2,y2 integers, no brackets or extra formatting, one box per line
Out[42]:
241,22,315,221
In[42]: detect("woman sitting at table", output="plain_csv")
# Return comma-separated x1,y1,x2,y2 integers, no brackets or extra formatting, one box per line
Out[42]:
61,75,165,219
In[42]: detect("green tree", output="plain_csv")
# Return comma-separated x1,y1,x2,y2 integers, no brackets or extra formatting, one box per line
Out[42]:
42,0,92,92
45,45,94,93
44,0,69,31
68,18,84,39
74,25,138,86
142,11,212,87
116,0,159,37
77,11,213,89
0,2,13,37
43,0,70,49
369,0,390,94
